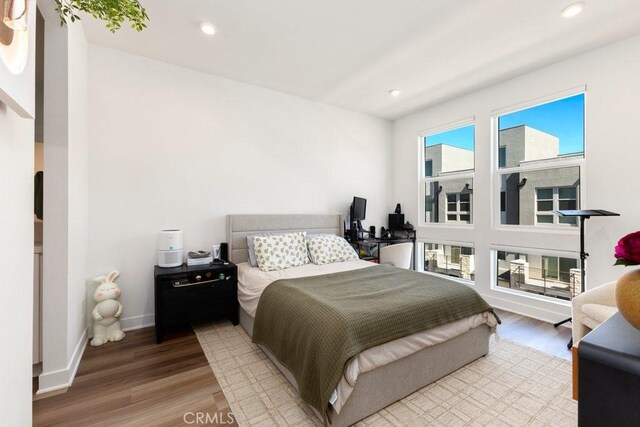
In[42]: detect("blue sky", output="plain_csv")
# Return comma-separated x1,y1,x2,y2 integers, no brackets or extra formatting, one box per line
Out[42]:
425,93,585,155
499,94,584,155
425,124,475,151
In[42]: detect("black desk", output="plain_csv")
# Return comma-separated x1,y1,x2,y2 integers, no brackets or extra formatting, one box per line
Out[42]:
578,312,640,426
349,234,416,270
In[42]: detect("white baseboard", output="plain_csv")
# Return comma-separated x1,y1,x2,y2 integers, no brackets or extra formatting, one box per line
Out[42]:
483,293,572,326
121,313,155,332
86,314,155,339
37,328,88,394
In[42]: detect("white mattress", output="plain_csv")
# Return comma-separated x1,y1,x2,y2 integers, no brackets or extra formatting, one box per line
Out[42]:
237,261,497,414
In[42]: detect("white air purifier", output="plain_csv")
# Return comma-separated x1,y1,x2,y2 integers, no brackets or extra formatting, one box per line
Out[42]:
158,229,184,268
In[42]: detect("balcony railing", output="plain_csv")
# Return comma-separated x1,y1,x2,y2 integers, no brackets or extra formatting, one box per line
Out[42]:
424,252,474,280
497,264,580,300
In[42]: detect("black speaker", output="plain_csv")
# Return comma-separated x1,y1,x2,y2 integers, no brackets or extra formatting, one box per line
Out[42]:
220,242,228,261
369,226,376,238
389,214,405,231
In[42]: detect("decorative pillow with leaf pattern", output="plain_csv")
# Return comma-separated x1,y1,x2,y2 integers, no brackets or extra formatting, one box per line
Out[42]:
307,234,359,265
253,232,309,271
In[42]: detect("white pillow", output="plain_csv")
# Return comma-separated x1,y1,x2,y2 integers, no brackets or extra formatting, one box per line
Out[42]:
307,234,359,265
246,233,277,267
253,232,309,272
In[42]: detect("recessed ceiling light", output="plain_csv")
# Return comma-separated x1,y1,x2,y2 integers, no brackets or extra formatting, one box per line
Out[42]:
200,22,216,36
561,2,585,18
388,89,401,97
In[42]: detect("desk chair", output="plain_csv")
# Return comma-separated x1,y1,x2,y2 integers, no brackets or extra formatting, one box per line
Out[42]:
379,243,413,269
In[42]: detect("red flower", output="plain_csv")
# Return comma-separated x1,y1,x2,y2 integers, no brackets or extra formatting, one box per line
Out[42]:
614,231,640,266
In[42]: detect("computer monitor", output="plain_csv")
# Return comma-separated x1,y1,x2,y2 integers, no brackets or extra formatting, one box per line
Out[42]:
351,197,367,221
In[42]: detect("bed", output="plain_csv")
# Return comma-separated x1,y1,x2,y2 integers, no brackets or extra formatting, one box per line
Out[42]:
227,214,497,426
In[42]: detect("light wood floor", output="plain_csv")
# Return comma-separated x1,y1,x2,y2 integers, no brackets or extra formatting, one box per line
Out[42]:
495,309,572,360
32,310,572,426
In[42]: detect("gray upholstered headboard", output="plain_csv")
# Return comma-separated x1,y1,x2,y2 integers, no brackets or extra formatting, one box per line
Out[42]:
227,214,344,265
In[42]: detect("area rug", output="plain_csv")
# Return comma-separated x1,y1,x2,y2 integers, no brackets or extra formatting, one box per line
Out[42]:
194,320,576,426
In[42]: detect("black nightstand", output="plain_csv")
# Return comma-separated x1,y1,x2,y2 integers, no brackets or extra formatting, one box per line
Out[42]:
154,262,238,343
578,312,640,426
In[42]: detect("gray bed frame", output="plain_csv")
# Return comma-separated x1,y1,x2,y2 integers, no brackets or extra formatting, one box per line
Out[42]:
227,214,492,427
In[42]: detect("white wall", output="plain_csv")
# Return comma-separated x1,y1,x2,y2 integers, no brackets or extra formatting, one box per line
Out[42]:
39,15,89,393
0,104,34,425
0,48,35,427
66,21,89,370
87,45,392,328
392,34,640,322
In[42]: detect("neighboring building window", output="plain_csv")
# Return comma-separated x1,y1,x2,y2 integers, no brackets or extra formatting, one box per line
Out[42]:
424,242,475,281
422,123,475,224
495,251,580,300
497,93,584,227
425,160,433,178
536,188,554,224
446,193,472,223
535,186,578,225
498,146,506,168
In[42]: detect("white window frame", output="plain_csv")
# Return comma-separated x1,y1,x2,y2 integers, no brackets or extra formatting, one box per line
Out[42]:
491,87,586,233
534,186,579,226
418,117,475,229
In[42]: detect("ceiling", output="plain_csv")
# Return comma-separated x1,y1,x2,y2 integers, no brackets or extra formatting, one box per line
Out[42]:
81,0,640,120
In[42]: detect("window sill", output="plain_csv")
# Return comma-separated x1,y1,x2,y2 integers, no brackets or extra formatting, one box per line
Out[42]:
493,224,580,235
417,223,475,230
490,284,572,307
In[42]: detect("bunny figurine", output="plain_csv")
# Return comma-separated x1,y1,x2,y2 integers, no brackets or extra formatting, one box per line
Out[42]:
90,271,125,347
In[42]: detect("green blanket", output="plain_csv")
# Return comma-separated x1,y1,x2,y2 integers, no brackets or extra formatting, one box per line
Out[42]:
252,265,499,418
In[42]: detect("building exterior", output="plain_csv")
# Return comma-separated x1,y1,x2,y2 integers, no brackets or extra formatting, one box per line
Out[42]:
424,125,581,299
424,144,473,224
425,125,580,226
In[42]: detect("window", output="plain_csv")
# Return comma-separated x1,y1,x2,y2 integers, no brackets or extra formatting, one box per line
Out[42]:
446,193,472,223
500,166,579,226
424,179,473,224
422,123,475,224
425,160,433,178
498,93,584,168
425,124,475,177
495,250,580,300
497,93,584,227
424,243,475,280
535,187,578,225
498,146,506,168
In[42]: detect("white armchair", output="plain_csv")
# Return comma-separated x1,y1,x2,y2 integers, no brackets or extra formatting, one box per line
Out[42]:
571,281,618,344
379,243,413,269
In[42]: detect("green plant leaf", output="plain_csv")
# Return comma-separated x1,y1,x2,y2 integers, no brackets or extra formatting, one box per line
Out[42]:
614,258,640,267
54,0,149,33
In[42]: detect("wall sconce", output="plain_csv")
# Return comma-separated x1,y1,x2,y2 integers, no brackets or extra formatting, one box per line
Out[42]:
3,0,28,31
517,177,528,190
436,185,443,195
465,183,472,191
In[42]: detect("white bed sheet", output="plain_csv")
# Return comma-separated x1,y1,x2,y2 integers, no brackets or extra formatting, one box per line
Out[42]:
237,259,374,317
236,261,497,414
